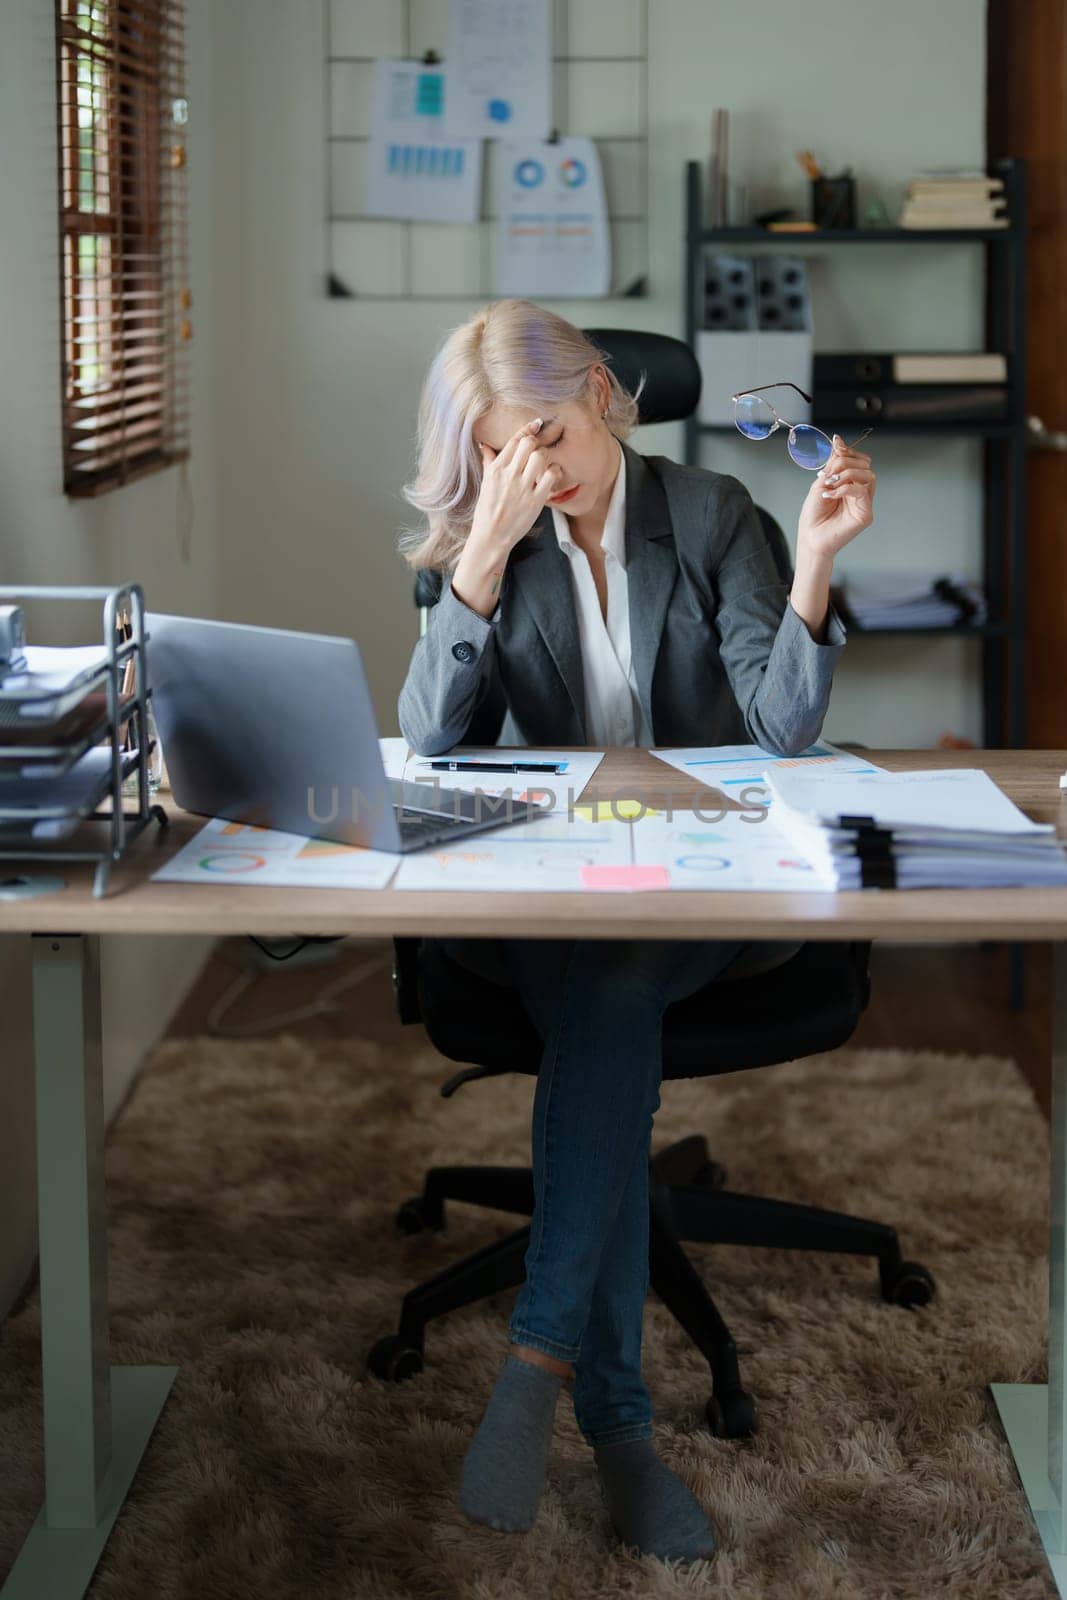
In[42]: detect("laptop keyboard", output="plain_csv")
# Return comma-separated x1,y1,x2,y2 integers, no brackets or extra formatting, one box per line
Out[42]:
397,807,454,840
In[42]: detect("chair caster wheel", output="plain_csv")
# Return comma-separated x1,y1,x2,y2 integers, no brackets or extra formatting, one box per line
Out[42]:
693,1160,727,1189
395,1194,444,1235
706,1387,758,1439
881,1259,936,1308
367,1334,424,1382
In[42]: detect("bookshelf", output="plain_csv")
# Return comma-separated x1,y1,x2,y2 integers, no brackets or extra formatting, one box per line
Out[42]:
683,157,1029,748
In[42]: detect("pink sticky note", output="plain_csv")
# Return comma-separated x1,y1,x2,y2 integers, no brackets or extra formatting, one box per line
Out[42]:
580,864,671,892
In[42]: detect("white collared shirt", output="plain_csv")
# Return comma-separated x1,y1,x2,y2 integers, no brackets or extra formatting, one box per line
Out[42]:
551,442,654,748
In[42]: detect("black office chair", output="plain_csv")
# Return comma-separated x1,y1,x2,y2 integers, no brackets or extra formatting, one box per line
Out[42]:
370,331,935,1438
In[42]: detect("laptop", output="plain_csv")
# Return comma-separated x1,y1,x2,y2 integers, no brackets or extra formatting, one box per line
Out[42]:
145,613,551,852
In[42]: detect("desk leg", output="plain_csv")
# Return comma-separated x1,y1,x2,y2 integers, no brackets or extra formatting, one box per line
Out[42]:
992,939,1067,1594
1,935,177,1600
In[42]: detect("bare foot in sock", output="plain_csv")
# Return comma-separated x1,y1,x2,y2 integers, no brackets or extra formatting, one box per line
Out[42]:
594,1437,717,1562
459,1354,563,1532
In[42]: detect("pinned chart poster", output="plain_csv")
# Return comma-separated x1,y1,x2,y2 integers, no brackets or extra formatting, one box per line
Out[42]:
364,60,482,224
444,0,552,140
494,136,611,297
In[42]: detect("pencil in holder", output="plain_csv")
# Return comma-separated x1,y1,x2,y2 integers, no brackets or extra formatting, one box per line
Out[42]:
811,175,855,229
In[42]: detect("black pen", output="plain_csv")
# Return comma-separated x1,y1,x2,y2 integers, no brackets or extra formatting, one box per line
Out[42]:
426,759,565,774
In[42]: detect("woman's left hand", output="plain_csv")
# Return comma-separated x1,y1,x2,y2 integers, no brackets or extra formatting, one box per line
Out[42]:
796,435,876,561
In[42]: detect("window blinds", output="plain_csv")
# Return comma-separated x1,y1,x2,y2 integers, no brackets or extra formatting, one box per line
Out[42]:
56,0,190,495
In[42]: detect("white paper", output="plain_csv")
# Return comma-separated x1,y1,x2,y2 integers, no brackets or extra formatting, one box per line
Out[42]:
392,814,631,891
1,643,111,719
765,767,1051,838
649,740,886,808
364,60,482,224
628,809,833,893
152,816,400,889
0,744,112,817
763,767,1067,891
385,741,606,815
391,803,832,894
494,135,611,298
444,0,552,140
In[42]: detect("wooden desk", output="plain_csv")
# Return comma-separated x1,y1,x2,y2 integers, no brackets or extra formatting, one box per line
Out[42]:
4,748,1067,941
3,748,1067,1597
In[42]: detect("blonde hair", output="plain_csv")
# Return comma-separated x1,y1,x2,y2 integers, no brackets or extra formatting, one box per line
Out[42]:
398,298,643,573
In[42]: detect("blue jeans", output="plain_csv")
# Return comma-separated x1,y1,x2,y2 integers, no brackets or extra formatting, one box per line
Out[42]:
440,935,748,1448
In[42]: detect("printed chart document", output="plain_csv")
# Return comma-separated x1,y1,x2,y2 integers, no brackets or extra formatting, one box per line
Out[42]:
444,0,552,140
382,740,606,815
392,806,835,894
650,740,886,805
152,817,400,890
393,814,632,892
628,808,828,893
364,59,482,223
494,136,611,297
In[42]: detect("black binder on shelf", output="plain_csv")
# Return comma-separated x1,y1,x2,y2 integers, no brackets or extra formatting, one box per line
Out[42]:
0,583,167,897
812,384,1009,424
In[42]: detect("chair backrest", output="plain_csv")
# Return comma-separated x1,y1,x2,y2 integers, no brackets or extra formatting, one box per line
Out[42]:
583,328,701,425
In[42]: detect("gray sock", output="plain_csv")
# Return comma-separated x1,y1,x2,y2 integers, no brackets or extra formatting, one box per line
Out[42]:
459,1354,563,1532
594,1437,717,1562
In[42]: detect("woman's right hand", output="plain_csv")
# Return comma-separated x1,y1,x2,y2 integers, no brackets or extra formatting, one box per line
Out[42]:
469,417,566,556
451,418,565,619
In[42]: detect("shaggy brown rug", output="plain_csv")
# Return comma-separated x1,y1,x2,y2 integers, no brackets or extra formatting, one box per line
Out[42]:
0,1033,1056,1599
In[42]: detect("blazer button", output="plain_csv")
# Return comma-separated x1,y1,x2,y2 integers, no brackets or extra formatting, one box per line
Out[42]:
451,641,475,663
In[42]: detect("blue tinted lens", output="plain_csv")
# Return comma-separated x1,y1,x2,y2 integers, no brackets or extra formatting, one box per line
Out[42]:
788,425,832,469
734,395,775,439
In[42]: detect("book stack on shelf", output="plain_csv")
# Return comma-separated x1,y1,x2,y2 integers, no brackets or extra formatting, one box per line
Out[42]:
831,570,987,633
0,584,166,898
899,172,1008,230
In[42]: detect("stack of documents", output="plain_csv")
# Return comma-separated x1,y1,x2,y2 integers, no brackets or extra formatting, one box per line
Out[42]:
764,767,1067,889
0,644,111,722
833,571,986,631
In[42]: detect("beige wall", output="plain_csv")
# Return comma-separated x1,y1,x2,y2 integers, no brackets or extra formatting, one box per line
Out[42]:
0,0,221,1318
211,0,987,749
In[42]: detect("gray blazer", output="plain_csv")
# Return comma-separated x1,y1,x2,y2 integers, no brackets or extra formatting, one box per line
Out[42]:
397,440,846,758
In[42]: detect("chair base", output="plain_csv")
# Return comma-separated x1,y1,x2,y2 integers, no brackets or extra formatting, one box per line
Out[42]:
367,1133,935,1437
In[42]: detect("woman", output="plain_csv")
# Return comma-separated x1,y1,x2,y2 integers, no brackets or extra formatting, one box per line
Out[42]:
397,299,875,1563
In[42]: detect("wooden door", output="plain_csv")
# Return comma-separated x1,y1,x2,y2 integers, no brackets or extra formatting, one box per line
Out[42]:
988,0,1067,747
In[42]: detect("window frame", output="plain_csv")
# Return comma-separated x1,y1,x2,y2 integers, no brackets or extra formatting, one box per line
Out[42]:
56,0,189,498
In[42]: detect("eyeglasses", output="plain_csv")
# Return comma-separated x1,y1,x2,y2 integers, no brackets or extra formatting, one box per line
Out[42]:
731,382,873,469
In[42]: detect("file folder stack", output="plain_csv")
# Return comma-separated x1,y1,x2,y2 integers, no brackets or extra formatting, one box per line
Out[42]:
763,767,1067,890
0,583,164,895
833,570,987,631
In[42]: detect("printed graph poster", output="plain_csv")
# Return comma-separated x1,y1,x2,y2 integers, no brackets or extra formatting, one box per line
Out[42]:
364,59,482,224
444,0,552,140
494,136,611,297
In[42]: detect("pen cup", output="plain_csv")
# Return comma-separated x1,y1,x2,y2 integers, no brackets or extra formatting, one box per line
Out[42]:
811,175,855,229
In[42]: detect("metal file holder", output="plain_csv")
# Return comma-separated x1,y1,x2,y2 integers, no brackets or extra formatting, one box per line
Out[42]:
0,583,167,898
